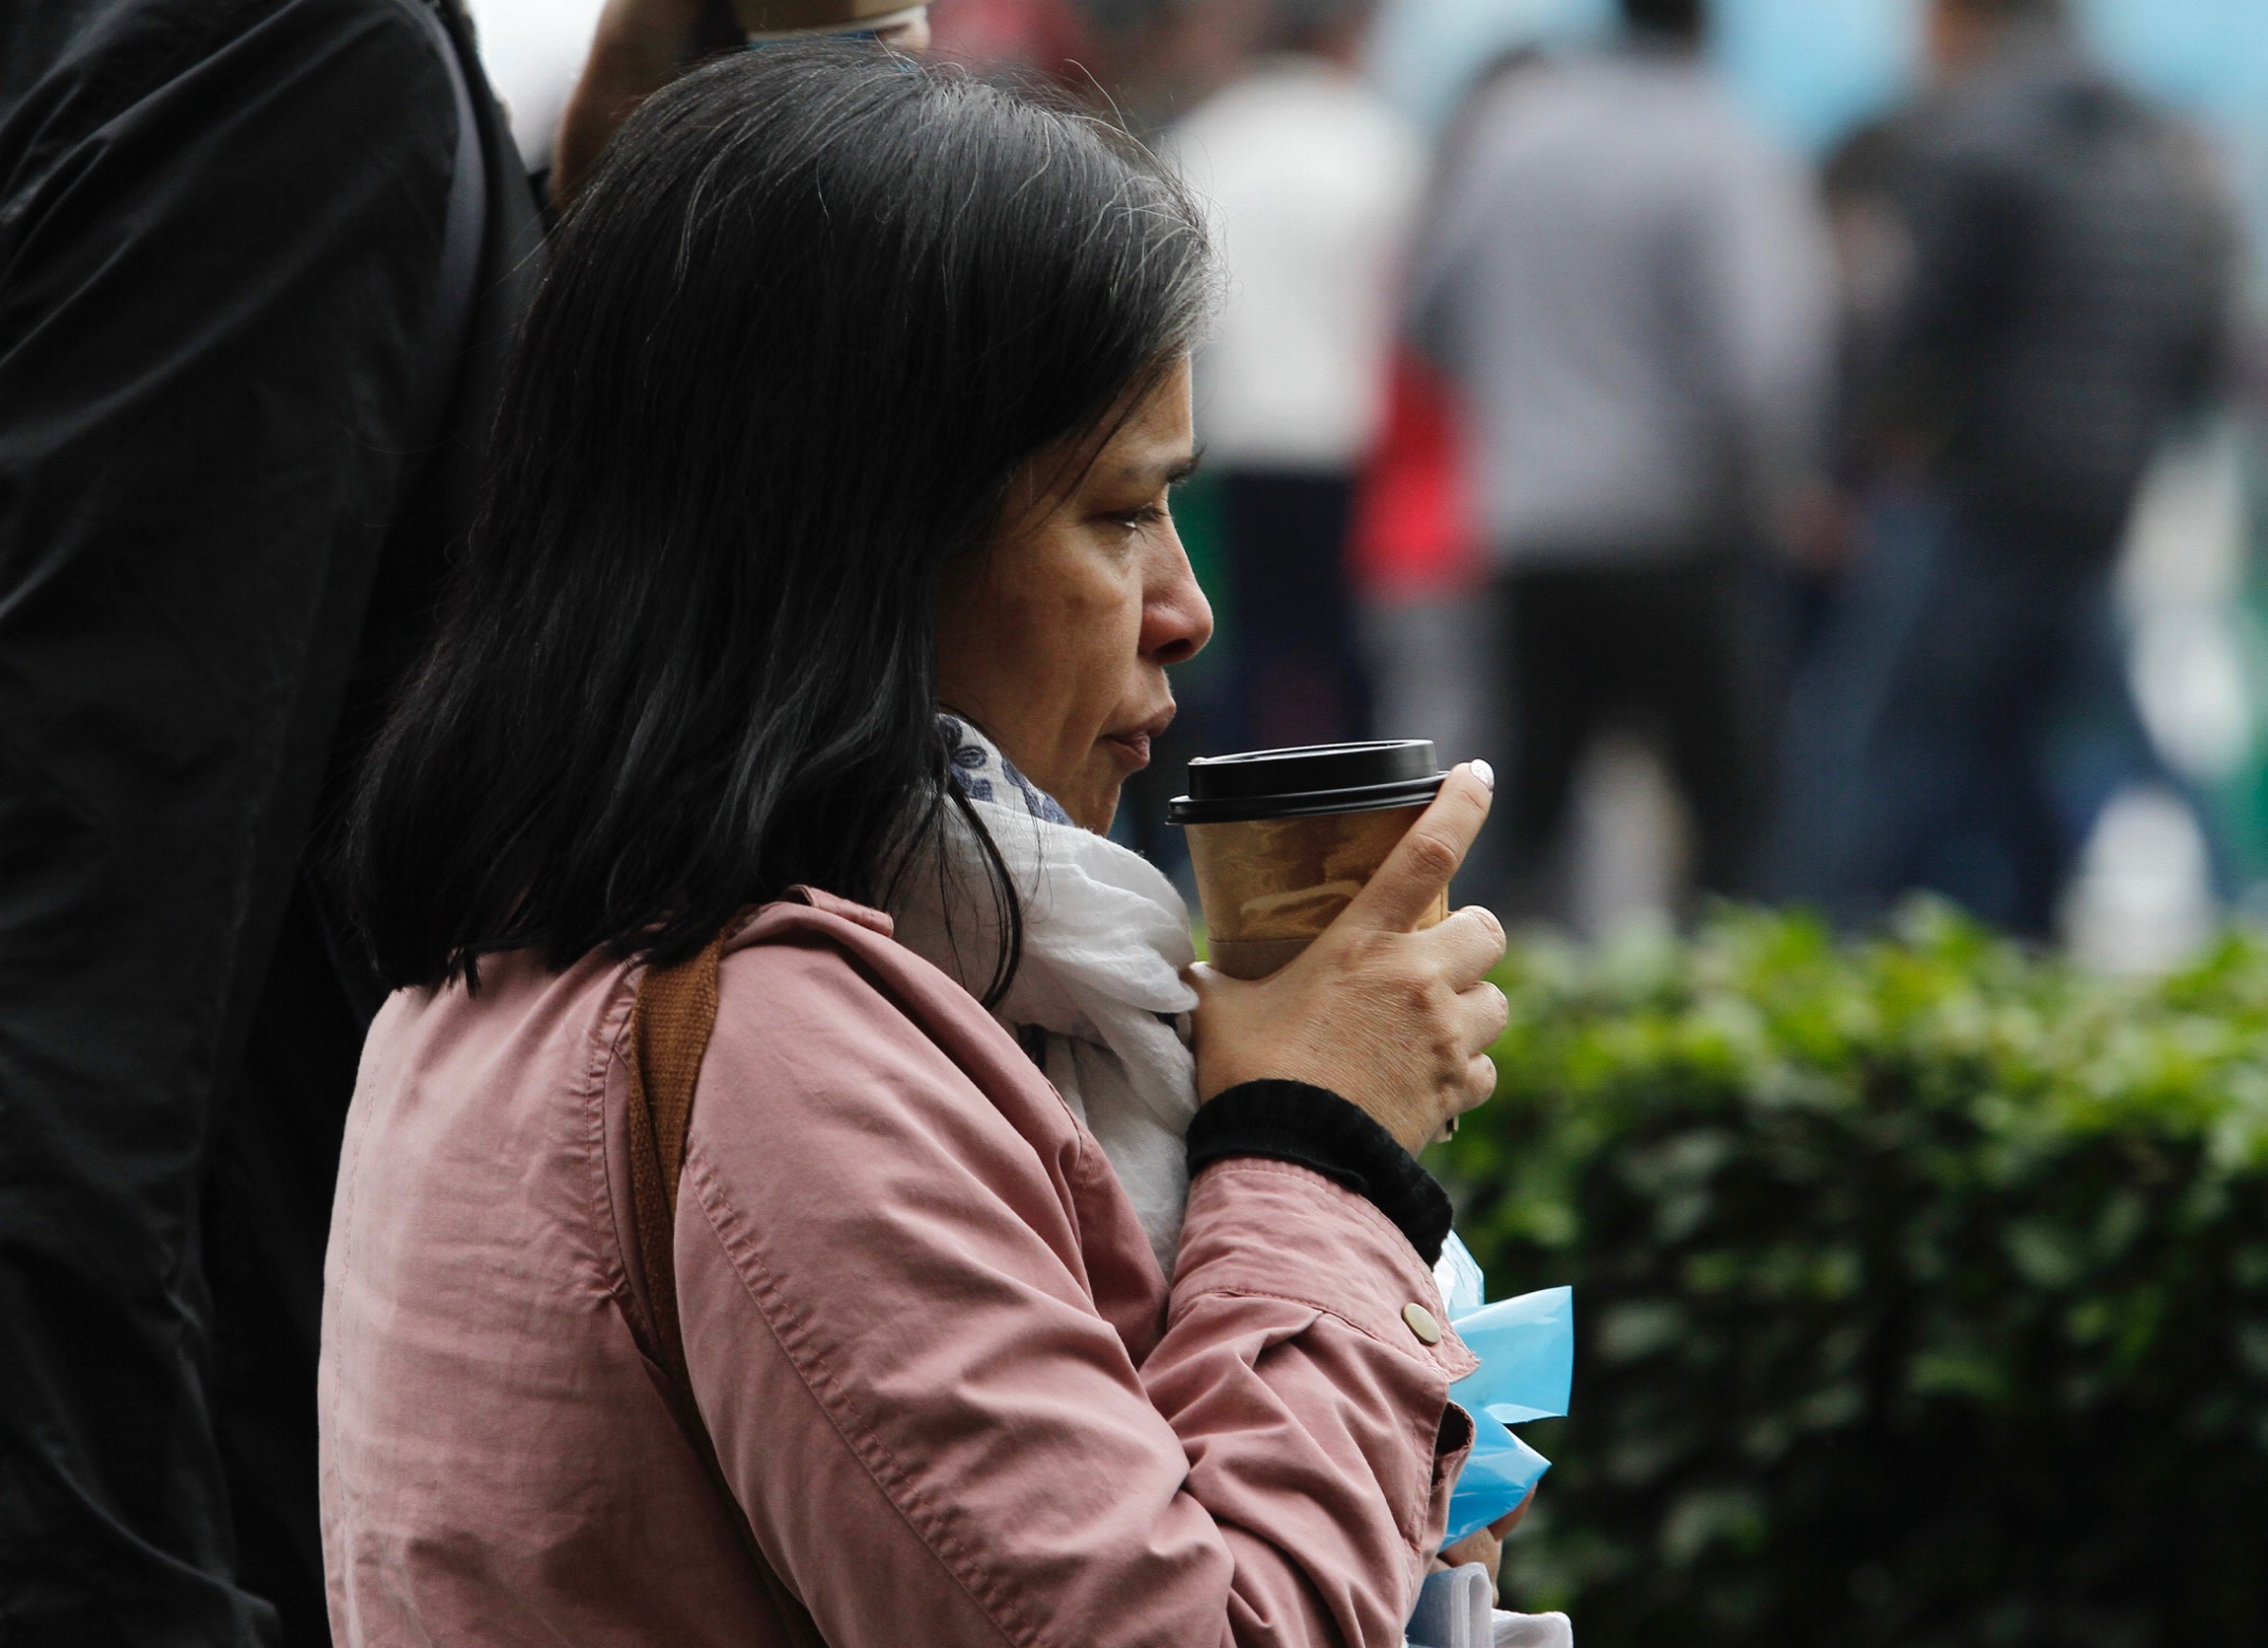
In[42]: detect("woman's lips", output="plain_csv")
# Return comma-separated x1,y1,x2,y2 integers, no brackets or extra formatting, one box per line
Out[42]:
1104,707,1174,769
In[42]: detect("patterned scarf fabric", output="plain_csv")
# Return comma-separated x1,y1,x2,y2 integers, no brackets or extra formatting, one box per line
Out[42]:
940,714,1073,825
890,715,1199,1275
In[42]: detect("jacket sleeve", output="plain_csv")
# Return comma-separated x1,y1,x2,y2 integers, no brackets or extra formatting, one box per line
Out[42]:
673,945,1476,1648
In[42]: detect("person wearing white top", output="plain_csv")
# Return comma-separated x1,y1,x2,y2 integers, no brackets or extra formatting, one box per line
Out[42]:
1165,0,1425,751
1409,0,1834,916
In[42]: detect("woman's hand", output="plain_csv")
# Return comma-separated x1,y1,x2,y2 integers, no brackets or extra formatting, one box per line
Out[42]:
1190,764,1508,1158
1434,1495,1534,1584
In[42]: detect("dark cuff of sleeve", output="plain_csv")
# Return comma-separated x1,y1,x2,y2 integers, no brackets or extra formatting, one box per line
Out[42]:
1186,1080,1453,1266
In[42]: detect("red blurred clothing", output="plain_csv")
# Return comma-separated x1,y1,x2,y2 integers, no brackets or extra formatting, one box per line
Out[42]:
1352,347,1484,605
926,0,1096,82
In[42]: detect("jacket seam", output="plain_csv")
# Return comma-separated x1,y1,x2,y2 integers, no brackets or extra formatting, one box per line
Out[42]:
576,965,642,1304
684,1142,1033,1648
593,971,654,1349
1179,1284,1471,1378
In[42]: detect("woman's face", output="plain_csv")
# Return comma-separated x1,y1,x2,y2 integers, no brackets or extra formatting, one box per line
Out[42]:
936,357,1211,833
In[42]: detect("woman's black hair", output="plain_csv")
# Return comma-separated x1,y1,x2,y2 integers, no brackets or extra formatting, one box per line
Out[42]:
345,42,1212,994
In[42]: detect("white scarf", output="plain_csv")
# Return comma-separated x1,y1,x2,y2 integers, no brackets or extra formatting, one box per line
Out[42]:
889,717,1200,1276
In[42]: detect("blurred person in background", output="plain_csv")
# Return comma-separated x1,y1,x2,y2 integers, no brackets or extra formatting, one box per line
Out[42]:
1351,349,1487,787
0,1,541,1639
1792,110,1922,660
1410,0,1834,920
1092,0,1253,141
1352,44,1538,906
925,0,1096,87
0,0,911,1639
1166,0,1424,752
1773,0,2236,937
554,0,930,196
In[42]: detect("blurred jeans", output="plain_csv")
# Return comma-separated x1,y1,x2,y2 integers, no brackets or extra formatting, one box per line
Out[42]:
1496,553,1777,918
1770,495,2157,936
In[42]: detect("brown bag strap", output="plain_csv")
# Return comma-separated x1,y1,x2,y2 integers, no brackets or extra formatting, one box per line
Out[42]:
626,926,828,1648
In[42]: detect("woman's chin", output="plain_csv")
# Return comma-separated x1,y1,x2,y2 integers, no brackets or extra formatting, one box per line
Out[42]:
1061,766,1132,836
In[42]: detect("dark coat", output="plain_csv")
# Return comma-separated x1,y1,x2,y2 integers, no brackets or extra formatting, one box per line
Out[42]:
0,1,542,1638
1855,27,2235,556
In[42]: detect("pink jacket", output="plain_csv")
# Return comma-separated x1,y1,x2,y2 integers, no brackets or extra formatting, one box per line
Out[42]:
320,891,1477,1646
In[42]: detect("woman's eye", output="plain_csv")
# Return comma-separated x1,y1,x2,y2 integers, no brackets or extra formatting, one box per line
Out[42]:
1107,502,1169,534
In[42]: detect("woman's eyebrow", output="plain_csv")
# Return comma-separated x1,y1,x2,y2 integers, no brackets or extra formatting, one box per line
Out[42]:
1103,444,1202,492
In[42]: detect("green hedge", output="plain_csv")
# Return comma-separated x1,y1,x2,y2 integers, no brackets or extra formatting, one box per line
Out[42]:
1442,904,2268,1647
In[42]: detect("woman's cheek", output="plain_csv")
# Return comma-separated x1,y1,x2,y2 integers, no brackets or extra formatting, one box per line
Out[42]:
1054,558,1134,659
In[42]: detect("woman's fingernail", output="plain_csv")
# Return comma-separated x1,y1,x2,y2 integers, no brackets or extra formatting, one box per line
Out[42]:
1469,758,1495,791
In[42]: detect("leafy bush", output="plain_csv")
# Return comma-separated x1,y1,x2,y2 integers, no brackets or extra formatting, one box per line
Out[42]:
1444,903,2268,1647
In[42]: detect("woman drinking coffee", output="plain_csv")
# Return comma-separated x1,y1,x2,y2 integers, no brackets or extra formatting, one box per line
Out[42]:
322,40,1508,1646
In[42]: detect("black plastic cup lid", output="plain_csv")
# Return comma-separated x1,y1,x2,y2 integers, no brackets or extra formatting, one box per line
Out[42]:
1166,741,1445,825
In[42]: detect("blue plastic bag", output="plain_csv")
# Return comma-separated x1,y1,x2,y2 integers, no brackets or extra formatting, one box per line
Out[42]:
1431,1248,1573,1544
1444,1413,1553,1543
1450,1285,1573,1427
1433,1230,1488,1318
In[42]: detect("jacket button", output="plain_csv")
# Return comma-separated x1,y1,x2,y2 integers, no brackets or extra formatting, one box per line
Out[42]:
1402,1303,1442,1345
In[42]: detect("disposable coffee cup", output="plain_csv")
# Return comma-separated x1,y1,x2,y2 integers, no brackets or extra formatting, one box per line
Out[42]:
1168,742,1449,981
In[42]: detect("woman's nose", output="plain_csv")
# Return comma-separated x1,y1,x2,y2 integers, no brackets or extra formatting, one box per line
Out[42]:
1142,532,1213,667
